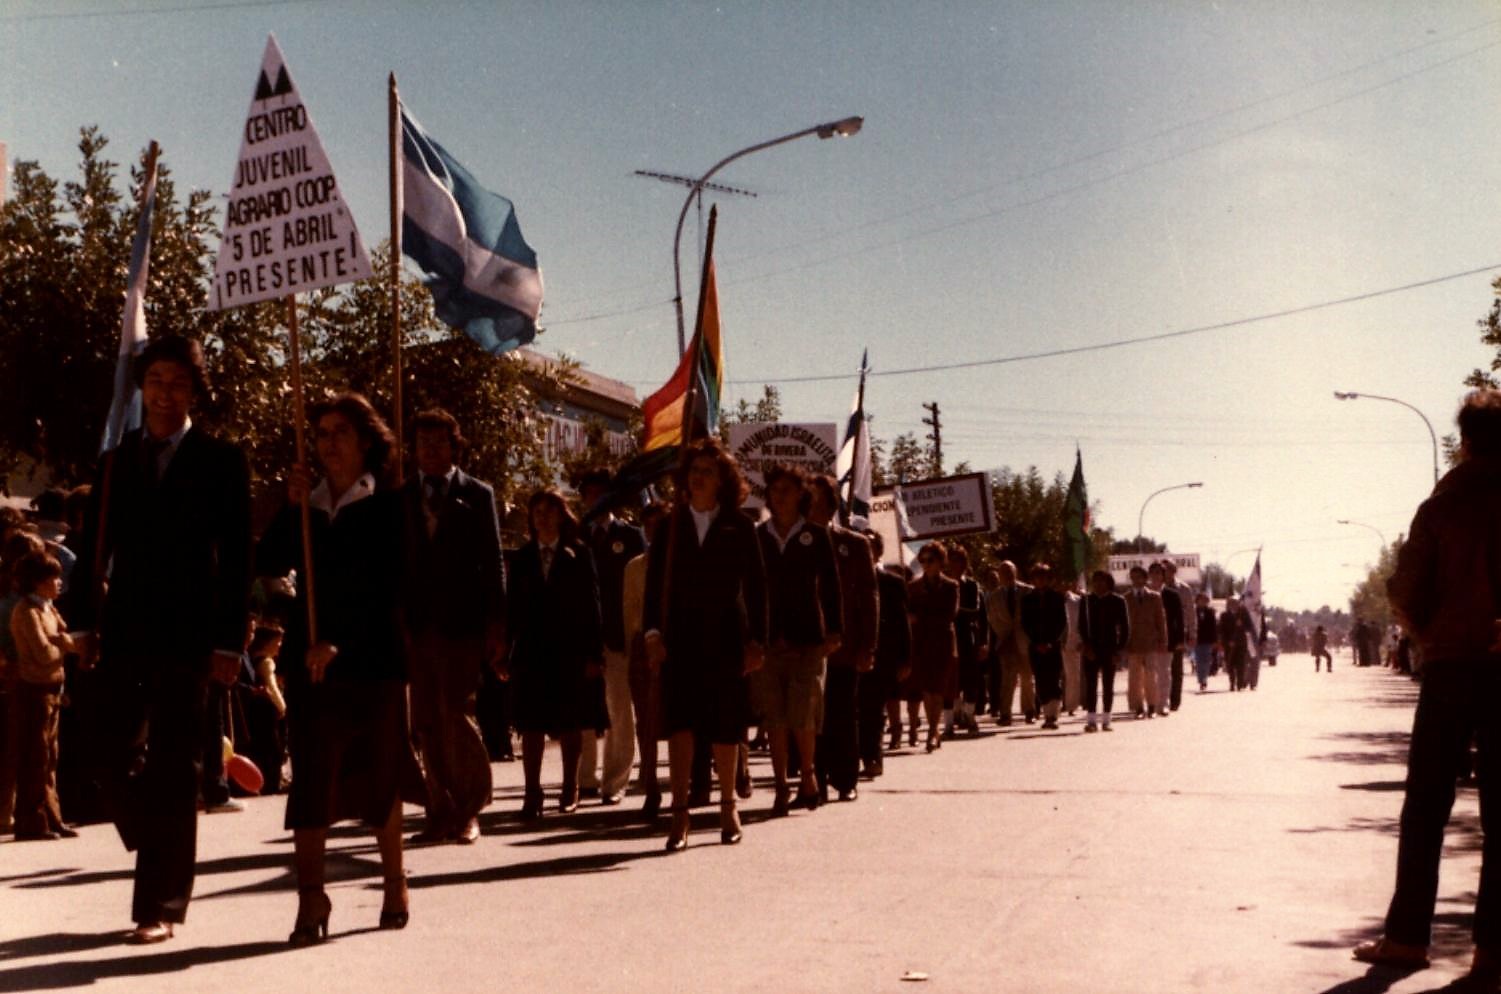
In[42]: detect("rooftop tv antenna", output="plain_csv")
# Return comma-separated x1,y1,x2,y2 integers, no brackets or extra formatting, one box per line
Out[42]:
633,170,758,272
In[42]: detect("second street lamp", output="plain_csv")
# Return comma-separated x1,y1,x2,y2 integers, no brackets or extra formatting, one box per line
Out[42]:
1333,390,1440,485
671,116,864,355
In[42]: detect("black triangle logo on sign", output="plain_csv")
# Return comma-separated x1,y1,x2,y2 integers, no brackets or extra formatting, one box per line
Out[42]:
272,66,292,97
254,70,274,100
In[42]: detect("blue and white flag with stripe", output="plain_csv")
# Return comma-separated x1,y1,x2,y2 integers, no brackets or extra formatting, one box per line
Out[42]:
400,105,542,355
101,146,158,454
836,349,872,528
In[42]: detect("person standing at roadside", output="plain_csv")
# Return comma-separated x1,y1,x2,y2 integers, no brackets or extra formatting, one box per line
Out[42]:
1312,625,1333,673
72,336,252,945
1354,390,1501,987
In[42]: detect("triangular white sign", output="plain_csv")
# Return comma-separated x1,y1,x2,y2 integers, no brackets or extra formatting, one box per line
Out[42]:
209,34,371,311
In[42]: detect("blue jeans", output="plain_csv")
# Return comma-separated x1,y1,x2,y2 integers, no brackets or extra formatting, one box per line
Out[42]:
1192,644,1213,686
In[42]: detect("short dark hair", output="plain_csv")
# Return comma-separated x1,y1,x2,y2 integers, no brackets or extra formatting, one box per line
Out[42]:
1458,389,1501,461
134,335,209,397
1091,569,1116,591
807,474,839,513
14,550,62,595
762,463,811,515
577,468,612,494
918,541,947,565
948,546,970,567
412,408,466,452
310,393,397,487
31,488,67,521
1148,561,1165,577
672,438,747,510
1130,565,1148,579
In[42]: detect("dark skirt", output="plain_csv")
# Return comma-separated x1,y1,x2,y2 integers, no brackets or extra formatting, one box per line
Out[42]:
511,658,607,738
285,678,410,830
659,654,749,746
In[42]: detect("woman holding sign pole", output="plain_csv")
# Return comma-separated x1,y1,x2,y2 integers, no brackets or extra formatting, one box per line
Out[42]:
256,394,412,944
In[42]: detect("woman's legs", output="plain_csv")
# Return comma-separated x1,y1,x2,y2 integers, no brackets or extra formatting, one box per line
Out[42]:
666,730,693,840
793,727,818,797
559,730,582,809
922,693,943,749
375,799,406,914
713,742,740,837
292,827,329,925
767,726,790,794
906,698,921,746
885,700,902,749
520,731,545,812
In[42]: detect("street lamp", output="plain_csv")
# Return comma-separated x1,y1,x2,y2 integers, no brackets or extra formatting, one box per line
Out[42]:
1136,482,1204,554
671,116,864,355
1333,391,1440,485
1336,518,1387,549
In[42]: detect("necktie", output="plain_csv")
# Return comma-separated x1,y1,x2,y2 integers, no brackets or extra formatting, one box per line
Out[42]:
540,545,554,579
143,436,169,487
423,476,444,536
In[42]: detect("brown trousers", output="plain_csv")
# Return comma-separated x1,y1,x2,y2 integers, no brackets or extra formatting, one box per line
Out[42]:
408,634,491,832
14,682,64,835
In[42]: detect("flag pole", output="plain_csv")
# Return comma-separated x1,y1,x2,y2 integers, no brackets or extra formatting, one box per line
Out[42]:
388,72,404,482
286,295,318,642
660,205,718,640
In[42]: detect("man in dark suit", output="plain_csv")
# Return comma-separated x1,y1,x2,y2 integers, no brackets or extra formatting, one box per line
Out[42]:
859,531,910,777
576,470,647,805
403,409,507,845
73,336,251,945
808,476,875,803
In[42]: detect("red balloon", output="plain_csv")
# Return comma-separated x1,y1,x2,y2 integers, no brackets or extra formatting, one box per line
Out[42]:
226,753,264,795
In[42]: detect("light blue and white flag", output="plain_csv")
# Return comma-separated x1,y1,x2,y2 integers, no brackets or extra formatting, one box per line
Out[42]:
400,105,542,355
101,145,158,453
836,349,872,529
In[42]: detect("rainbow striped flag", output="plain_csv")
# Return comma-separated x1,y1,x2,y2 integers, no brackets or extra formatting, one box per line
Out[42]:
641,257,723,452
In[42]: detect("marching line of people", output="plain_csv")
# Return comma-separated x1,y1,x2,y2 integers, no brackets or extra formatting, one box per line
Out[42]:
0,334,1277,949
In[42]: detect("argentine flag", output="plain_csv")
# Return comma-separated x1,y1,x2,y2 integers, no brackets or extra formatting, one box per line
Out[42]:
400,106,542,355
101,146,158,454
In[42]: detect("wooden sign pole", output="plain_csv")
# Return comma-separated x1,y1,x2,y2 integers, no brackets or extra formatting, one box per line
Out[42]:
388,72,405,482
285,295,318,643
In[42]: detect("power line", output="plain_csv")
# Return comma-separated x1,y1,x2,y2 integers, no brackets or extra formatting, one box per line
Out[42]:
0,0,323,20
726,263,1501,385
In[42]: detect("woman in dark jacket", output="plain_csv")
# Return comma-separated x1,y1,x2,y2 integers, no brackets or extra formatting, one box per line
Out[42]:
643,439,767,850
503,490,605,819
256,393,411,944
862,531,911,777
1021,563,1069,730
1078,569,1130,732
907,542,959,753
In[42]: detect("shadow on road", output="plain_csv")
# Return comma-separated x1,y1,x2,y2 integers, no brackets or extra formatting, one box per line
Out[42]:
0,938,288,992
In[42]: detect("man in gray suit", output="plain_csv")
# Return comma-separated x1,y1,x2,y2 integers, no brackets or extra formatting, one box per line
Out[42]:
984,561,1034,725
1121,565,1169,717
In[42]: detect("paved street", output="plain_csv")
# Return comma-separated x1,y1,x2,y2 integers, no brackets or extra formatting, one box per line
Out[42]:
0,654,1482,993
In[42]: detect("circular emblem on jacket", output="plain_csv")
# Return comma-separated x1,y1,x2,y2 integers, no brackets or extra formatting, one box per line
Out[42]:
838,544,849,556
799,531,813,546
611,540,625,554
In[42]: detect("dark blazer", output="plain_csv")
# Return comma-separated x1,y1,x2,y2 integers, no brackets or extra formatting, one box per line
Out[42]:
75,426,252,667
583,517,647,652
827,525,877,667
1021,587,1068,652
1160,586,1185,648
1079,592,1130,663
643,506,767,664
506,538,605,675
1220,608,1254,654
401,468,506,642
874,569,912,674
1195,606,1218,646
954,575,985,659
757,520,842,648
257,490,406,683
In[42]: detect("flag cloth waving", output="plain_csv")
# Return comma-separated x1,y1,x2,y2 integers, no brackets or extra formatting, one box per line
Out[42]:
400,105,542,355
1063,447,1091,585
1241,549,1264,644
101,144,159,453
836,350,872,528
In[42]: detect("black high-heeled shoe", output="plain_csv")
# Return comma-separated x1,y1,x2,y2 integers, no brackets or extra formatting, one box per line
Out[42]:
641,788,663,821
520,788,543,821
719,801,742,845
664,805,689,852
379,882,409,930
289,888,331,946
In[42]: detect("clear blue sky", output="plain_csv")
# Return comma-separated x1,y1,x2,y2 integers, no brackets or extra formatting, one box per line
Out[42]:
4,0,1499,611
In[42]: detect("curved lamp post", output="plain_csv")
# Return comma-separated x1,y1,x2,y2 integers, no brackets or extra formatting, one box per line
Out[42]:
671,116,864,355
1336,518,1387,549
1333,391,1439,485
1136,482,1203,553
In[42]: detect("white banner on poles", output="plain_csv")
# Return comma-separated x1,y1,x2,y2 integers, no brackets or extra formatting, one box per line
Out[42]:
727,422,839,509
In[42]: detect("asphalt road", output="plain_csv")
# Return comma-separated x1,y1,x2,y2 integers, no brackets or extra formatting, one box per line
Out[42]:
0,653,1481,993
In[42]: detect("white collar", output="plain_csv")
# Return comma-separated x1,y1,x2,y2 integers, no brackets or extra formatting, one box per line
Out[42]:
423,465,458,488
310,472,377,521
689,504,718,543
767,516,805,552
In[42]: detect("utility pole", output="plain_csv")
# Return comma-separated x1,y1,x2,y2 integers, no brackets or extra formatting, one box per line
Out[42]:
922,401,942,477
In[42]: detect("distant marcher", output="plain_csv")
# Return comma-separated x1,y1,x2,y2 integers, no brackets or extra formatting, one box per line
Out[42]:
1021,563,1068,730
1218,597,1253,691
0,530,47,834
1193,592,1218,691
1164,560,1196,709
503,490,606,819
985,560,1034,725
1354,389,1501,985
1148,562,1181,716
754,465,842,814
944,546,984,735
908,543,960,752
1062,579,1083,715
1312,625,1333,673
860,531,910,778
1122,566,1168,718
1078,570,1130,731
